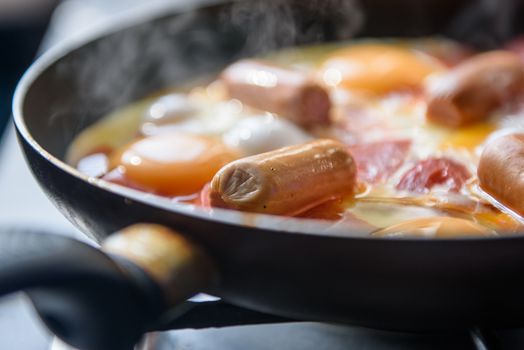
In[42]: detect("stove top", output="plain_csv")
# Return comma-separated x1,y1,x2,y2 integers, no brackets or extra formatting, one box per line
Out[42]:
49,322,524,350
149,323,475,350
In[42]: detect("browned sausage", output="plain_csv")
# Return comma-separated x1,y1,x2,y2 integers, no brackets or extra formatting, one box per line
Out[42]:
478,133,524,216
209,139,356,215
426,51,524,127
220,60,331,127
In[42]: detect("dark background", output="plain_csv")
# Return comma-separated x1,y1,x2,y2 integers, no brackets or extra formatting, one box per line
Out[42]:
0,2,55,137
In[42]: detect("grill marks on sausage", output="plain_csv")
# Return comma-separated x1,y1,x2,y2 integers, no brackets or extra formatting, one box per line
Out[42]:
222,168,262,202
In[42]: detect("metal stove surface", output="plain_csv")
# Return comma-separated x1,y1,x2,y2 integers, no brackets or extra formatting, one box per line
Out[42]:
149,324,474,350
49,323,524,350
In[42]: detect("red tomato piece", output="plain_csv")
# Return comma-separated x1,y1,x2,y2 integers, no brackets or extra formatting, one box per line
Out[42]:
396,157,471,193
349,140,411,184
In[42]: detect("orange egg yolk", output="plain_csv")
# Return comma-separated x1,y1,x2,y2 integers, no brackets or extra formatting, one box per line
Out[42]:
321,44,444,94
439,122,497,150
110,134,238,196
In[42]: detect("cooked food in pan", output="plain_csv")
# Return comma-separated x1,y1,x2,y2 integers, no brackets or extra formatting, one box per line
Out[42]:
67,38,524,237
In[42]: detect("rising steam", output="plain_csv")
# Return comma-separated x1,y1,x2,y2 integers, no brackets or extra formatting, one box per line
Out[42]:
52,0,364,141
224,0,363,54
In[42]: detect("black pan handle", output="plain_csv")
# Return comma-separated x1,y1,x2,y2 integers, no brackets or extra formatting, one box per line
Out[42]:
0,225,218,350
0,225,294,350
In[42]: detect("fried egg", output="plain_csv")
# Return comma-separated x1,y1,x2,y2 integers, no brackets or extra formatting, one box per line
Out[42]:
109,134,238,196
320,43,444,94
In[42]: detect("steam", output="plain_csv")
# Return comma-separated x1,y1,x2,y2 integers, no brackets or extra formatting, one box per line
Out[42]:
52,0,364,147
54,9,233,144
61,0,364,117
224,0,363,55
57,10,220,115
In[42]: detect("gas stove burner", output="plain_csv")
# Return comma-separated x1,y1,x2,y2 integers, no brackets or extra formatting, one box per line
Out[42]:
49,324,506,350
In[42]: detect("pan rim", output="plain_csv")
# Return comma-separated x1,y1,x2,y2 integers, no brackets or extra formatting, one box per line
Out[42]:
12,0,524,243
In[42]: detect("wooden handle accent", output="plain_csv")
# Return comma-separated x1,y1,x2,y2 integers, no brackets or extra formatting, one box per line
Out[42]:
103,224,217,307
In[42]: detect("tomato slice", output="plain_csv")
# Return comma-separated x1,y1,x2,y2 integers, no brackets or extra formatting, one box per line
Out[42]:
349,140,411,184
396,157,471,193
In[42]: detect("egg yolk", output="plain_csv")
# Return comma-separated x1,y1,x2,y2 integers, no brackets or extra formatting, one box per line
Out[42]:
320,44,444,94
110,134,238,196
439,122,496,150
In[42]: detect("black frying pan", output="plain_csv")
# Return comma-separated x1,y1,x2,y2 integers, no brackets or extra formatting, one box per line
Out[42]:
6,0,524,349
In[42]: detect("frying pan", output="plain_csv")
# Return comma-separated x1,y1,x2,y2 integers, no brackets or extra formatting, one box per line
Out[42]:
6,0,524,349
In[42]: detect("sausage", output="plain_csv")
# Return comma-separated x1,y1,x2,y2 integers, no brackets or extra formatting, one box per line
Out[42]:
220,60,331,127
425,51,524,127
372,217,496,238
209,139,357,215
478,133,524,216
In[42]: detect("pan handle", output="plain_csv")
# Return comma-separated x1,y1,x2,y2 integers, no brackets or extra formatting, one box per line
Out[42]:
0,225,220,350
0,225,295,350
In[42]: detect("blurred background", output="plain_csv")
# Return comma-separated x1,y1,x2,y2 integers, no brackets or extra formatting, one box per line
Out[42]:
0,0,55,136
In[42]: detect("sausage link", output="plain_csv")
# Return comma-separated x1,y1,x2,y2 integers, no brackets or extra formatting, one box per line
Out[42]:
220,60,331,127
426,51,524,127
209,139,356,215
478,133,524,216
